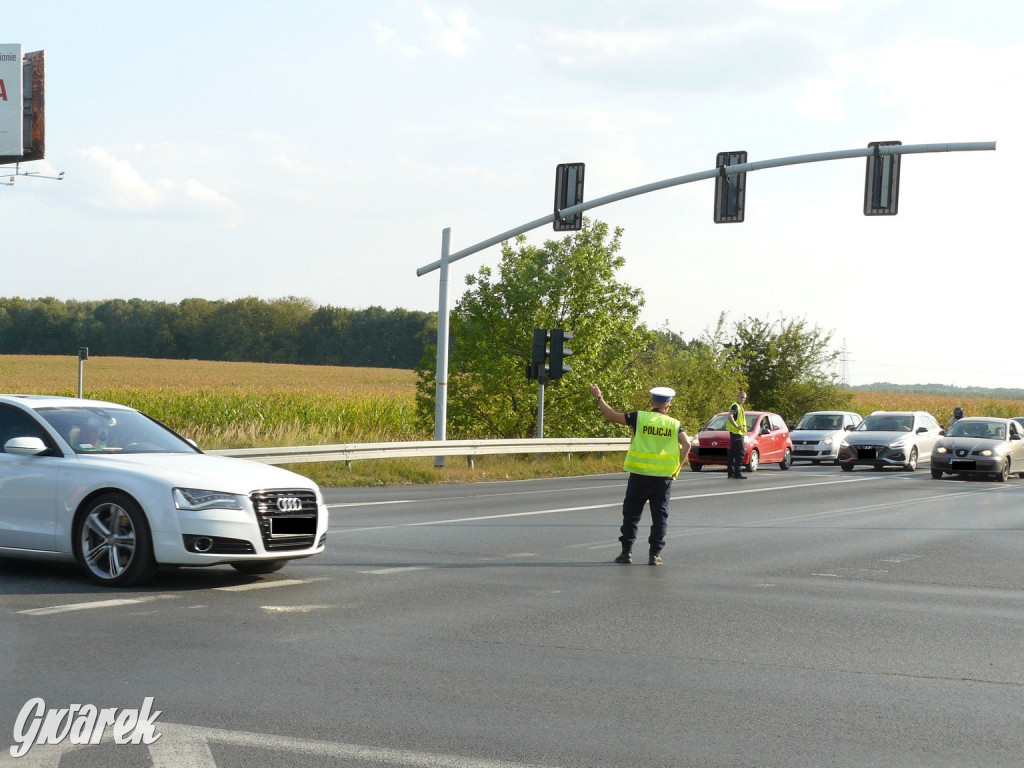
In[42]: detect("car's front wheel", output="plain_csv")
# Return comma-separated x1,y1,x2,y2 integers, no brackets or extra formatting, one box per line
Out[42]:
995,459,1010,483
230,560,287,575
746,449,760,473
73,493,158,587
689,461,703,472
931,468,944,479
904,447,918,472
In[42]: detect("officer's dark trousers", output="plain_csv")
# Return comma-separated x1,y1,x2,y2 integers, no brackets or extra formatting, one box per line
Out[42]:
619,473,672,555
728,432,745,477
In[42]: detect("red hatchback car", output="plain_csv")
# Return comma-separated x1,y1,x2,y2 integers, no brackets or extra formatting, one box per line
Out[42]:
688,410,793,472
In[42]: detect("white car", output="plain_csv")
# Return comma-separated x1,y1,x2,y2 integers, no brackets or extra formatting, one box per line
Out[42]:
790,410,863,464
0,394,328,586
837,410,942,472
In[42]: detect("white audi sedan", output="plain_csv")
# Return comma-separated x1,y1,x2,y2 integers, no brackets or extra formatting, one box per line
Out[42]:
0,394,328,587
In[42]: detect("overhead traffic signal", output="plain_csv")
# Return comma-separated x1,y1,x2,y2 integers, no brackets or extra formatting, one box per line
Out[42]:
864,140,901,215
713,151,747,223
548,329,573,380
553,163,585,231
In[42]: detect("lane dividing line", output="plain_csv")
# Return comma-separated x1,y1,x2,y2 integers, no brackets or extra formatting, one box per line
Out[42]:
17,594,177,616
215,578,321,592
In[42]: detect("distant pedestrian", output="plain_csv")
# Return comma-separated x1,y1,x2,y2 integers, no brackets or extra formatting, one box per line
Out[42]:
945,406,965,432
727,391,748,479
589,383,691,566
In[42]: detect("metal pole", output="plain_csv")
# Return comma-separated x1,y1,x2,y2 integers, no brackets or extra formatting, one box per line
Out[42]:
537,379,545,440
77,359,84,398
433,228,451,468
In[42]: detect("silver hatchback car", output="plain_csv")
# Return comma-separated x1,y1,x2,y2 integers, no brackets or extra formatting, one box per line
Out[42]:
790,410,862,464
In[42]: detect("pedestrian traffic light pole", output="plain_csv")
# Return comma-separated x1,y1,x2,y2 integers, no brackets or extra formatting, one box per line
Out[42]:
417,140,995,466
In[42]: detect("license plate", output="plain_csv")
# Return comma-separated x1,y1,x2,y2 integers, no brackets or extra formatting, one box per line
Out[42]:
270,516,316,535
857,448,877,459
951,459,976,470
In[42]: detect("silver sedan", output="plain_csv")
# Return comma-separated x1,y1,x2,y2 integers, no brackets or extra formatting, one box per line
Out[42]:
930,417,1024,482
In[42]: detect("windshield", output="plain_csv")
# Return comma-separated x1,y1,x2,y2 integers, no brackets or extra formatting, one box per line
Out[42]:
857,414,913,432
795,413,841,430
946,420,1006,439
37,406,199,455
702,413,757,432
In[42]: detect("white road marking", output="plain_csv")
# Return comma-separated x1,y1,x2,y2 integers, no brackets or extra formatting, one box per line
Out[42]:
328,482,624,509
260,604,330,613
17,595,176,616
7,722,567,768
214,579,312,592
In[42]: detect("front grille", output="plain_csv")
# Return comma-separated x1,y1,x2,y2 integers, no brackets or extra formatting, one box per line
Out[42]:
250,489,320,551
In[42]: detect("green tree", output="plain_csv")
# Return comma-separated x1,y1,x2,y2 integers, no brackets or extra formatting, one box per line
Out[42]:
730,315,851,423
414,219,652,439
637,314,745,434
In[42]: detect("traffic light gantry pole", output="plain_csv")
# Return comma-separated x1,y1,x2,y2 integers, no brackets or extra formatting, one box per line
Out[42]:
416,140,995,465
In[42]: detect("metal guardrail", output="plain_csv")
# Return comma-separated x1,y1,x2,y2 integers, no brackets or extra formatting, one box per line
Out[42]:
207,437,631,466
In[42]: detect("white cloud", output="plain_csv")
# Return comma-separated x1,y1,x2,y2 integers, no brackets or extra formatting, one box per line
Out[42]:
372,9,479,59
423,8,479,57
72,146,240,225
371,21,422,58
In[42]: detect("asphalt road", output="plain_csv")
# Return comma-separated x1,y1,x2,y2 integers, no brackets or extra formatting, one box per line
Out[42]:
2,462,1023,767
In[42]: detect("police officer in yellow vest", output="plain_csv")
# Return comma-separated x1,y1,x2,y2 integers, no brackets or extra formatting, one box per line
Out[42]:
590,383,692,566
727,390,748,479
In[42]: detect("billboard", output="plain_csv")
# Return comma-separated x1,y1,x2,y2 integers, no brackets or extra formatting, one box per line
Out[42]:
0,44,24,157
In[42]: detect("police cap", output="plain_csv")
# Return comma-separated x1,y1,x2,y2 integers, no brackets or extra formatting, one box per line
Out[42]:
650,386,675,402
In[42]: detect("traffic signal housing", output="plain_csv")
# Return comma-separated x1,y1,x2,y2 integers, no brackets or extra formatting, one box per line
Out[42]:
527,327,549,380
549,328,573,380
864,140,901,215
553,163,585,231
714,151,747,223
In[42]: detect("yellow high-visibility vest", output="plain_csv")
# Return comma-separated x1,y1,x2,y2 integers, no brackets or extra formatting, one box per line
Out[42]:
623,411,681,478
727,402,746,435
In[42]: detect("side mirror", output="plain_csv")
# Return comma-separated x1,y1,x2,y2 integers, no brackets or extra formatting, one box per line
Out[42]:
916,426,928,434
1011,433,1021,441
4,436,49,456
939,429,946,436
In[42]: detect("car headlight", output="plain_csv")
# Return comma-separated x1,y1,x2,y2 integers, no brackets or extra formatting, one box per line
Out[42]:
979,448,994,457
173,488,245,511
889,438,908,450
822,436,834,446
692,436,700,447
935,446,949,454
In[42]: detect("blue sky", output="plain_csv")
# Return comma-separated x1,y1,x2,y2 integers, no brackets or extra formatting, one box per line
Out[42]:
4,1,1020,388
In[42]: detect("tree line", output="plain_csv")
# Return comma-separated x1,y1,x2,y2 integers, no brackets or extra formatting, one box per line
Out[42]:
0,296,436,369
0,219,853,440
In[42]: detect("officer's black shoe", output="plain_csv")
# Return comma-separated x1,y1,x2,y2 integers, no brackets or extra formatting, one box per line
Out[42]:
735,474,747,479
649,554,664,566
614,551,632,564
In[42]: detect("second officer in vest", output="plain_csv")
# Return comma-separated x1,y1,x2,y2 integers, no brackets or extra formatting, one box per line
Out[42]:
589,383,692,566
